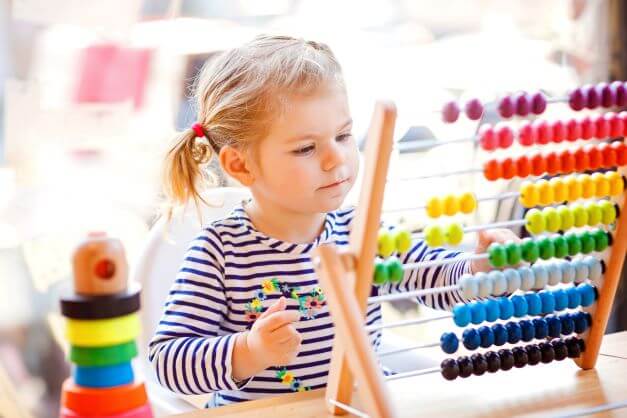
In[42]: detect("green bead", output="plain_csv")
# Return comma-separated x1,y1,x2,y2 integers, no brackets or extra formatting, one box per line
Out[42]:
565,232,582,256
488,243,508,268
544,207,561,233
520,237,539,263
386,257,404,283
378,229,396,257
394,229,413,253
579,231,595,254
538,236,555,260
373,260,388,285
525,208,546,235
505,241,522,265
592,229,610,252
586,202,602,226
552,235,568,259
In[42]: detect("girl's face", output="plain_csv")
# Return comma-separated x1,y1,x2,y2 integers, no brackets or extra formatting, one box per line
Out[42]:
249,86,359,214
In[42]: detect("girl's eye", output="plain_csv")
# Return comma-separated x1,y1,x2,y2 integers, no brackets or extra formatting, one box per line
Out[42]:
292,144,315,155
336,133,353,142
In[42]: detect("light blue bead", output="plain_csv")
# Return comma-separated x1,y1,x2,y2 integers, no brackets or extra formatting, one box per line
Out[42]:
470,301,487,324
546,262,562,286
453,303,471,327
519,266,535,291
539,290,555,314
511,295,528,318
459,274,478,299
559,260,576,284
566,286,581,309
525,292,542,316
531,264,549,290
476,272,493,298
504,268,521,294
484,299,500,322
578,283,596,307
582,256,603,282
498,297,514,320
553,289,568,311
489,270,507,296
572,259,589,284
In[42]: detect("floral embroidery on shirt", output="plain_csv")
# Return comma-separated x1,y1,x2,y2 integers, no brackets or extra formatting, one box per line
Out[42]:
244,280,326,323
276,368,310,392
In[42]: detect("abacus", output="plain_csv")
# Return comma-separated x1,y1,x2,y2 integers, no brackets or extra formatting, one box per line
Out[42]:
313,83,627,418
59,233,153,418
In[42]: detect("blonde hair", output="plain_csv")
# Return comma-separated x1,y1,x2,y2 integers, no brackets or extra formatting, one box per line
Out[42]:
161,35,344,221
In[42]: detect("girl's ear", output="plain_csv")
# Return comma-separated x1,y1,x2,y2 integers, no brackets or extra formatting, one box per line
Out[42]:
219,145,255,186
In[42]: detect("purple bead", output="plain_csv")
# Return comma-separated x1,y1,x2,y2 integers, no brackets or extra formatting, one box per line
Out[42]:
464,98,484,120
515,92,531,116
582,84,600,109
611,81,627,106
598,82,615,107
569,88,585,111
498,96,515,118
530,92,547,115
442,101,461,123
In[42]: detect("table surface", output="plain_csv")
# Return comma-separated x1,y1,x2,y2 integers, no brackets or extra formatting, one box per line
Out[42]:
169,331,627,418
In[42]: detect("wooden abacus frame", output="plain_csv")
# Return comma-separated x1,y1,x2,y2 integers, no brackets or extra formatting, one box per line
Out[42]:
313,101,627,418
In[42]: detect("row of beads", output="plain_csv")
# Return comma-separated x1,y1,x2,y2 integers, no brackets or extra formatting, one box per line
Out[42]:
440,337,585,380
523,201,617,235
483,142,626,181
458,256,603,299
441,310,591,354
372,256,403,285
442,92,549,124
425,193,477,218
487,229,610,268
569,81,627,111
452,283,597,327
519,172,624,208
377,228,412,258
423,223,465,247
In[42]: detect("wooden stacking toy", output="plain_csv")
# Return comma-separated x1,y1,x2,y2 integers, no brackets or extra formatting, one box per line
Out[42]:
60,232,152,418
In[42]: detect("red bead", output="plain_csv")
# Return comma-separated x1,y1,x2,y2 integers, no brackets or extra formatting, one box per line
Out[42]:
586,145,603,169
465,99,484,120
484,159,502,181
583,84,600,109
574,148,590,171
598,143,617,167
611,141,626,165
498,96,516,118
516,155,532,177
545,152,561,175
479,124,497,151
534,120,553,144
531,153,547,176
613,81,627,106
518,121,536,146
566,118,582,142
560,150,576,173
580,116,596,140
496,124,514,149
569,88,585,111
442,101,461,123
501,157,517,179
515,93,531,117
606,112,624,137
619,111,627,136
592,114,610,139
598,82,616,107
530,92,547,115
551,120,566,143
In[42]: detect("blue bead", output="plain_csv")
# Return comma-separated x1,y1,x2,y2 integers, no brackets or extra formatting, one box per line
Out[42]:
511,295,528,317
573,311,588,333
560,313,575,335
492,323,508,346
567,286,581,309
470,301,486,324
462,328,481,350
505,322,522,344
533,318,548,339
440,332,459,354
484,299,500,322
578,283,597,307
74,362,134,388
525,293,542,316
478,326,494,348
553,289,568,311
498,297,514,320
519,319,535,342
453,303,471,327
546,314,562,338
539,290,555,314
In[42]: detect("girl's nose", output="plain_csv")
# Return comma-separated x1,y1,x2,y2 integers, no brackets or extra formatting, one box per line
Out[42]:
321,142,346,171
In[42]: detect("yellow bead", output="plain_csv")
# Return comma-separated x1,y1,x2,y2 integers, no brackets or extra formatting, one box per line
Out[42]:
586,202,602,226
537,179,554,206
459,192,477,214
565,175,582,201
591,172,610,198
543,207,561,232
426,197,443,218
444,222,464,246
525,208,546,235
571,203,588,227
606,171,624,196
557,205,574,231
424,224,445,247
443,194,460,217
549,177,568,204
394,228,412,253
519,181,540,208
378,229,395,257
599,200,617,224
580,174,596,199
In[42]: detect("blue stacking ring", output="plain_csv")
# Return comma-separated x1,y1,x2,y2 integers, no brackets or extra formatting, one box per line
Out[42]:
74,362,134,388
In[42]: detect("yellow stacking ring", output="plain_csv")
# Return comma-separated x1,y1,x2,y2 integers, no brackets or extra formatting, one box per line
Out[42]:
65,313,140,347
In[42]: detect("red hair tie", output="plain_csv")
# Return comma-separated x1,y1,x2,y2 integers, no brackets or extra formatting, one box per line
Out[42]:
191,123,205,138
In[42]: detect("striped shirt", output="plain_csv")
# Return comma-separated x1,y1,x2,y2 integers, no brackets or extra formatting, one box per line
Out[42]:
148,205,471,407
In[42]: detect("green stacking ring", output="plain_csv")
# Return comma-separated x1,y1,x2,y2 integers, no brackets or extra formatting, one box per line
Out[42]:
70,341,138,367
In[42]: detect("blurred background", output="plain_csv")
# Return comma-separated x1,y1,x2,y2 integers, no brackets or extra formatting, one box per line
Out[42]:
1,0,626,417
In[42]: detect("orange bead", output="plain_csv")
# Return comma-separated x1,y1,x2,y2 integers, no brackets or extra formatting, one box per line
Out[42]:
484,159,502,181
501,157,517,180
598,142,617,167
560,149,576,173
537,179,554,206
580,174,596,199
516,155,532,178
549,177,568,203
586,145,603,170
545,151,561,175
611,141,626,166
591,172,610,197
574,148,590,171
531,153,547,176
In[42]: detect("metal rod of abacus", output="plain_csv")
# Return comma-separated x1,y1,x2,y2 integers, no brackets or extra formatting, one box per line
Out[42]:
463,219,526,233
385,366,441,382
390,167,484,182
365,313,453,332
403,253,489,271
394,136,476,153
378,342,441,358
368,284,461,305
383,191,519,214
327,399,370,418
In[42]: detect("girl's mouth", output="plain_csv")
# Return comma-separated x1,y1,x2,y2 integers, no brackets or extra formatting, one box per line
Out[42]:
319,178,348,189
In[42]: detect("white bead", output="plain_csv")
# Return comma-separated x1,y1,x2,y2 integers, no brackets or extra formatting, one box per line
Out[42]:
559,259,576,284
531,264,548,290
519,266,535,291
546,262,562,286
572,258,589,284
503,268,521,294
476,272,493,298
583,256,603,282
489,270,507,296
459,273,478,299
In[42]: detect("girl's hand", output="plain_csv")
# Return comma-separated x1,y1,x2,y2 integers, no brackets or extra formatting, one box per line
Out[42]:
471,229,521,274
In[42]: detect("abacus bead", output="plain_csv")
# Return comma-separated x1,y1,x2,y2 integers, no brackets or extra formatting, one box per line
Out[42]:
572,257,590,282
546,314,562,337
607,171,624,195
539,342,555,363
531,264,549,289
485,351,501,373
538,237,555,260
586,202,603,227
565,336,582,358
567,286,582,309
426,197,443,218
445,222,464,246
546,152,562,175
526,344,542,366
484,299,500,322
553,289,569,311
459,192,477,214
479,125,497,151
462,328,481,350
498,96,516,118
483,159,502,181
591,172,610,197
573,311,588,333
550,177,568,203
501,157,517,180
561,150,577,174
440,332,459,354
378,229,395,257
613,141,627,165
537,179,554,206
560,313,575,335
525,209,546,235
552,338,568,360
531,153,547,176
592,229,610,252
514,92,531,116
453,303,471,327
471,353,488,376
493,323,508,346
479,326,495,348
373,260,388,285
546,262,562,285
574,148,591,171
457,356,474,378
476,272,492,298
558,259,576,284
386,257,404,283
465,98,484,120
578,283,597,307
565,174,582,200
519,181,539,208
557,206,574,231
504,268,522,294
518,121,536,146
608,112,624,137
579,231,595,254
489,270,508,296
442,101,461,123
552,235,569,260
534,120,552,144
593,114,610,139
566,118,582,141
511,295,528,318
580,174,596,199
539,290,556,314
565,232,582,256
551,120,566,143
470,301,486,324
520,319,535,342
441,358,460,380
543,207,561,233
424,224,445,247
599,82,615,107
498,349,515,371
395,229,413,253
498,297,514,321
459,274,478,299
525,292,542,315
533,318,549,339
569,88,585,110
516,155,532,178
612,80,627,106
496,124,514,149
583,84,601,109
502,241,521,266
572,203,588,227
580,116,596,139
530,92,547,114
443,194,460,216
600,143,618,167
519,266,536,291
488,243,507,268
513,346,529,368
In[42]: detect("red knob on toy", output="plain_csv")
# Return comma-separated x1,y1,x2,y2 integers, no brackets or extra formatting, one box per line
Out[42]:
534,120,553,144
496,124,514,149
483,159,502,181
598,143,617,167
551,120,566,143
501,157,517,179
518,121,536,146
586,145,603,170
592,114,610,139
479,124,497,151
516,155,532,178
559,149,576,173
565,118,582,142
545,152,561,175
574,148,590,171
531,153,547,176
580,116,596,140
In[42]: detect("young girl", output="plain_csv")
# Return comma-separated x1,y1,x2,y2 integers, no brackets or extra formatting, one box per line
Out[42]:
148,35,517,407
